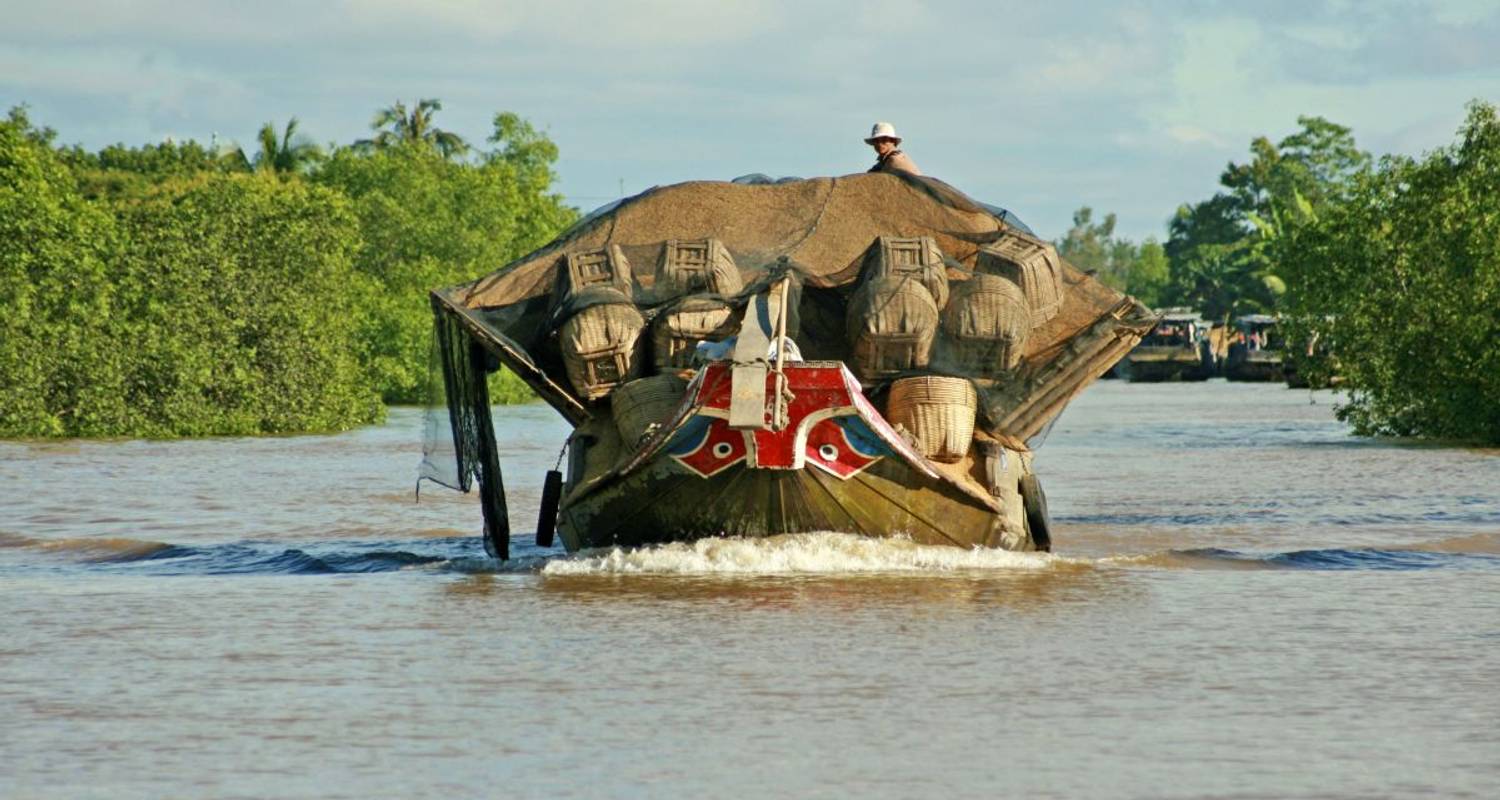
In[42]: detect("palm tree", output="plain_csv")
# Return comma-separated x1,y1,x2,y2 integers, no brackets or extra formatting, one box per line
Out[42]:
355,98,468,159
229,118,322,175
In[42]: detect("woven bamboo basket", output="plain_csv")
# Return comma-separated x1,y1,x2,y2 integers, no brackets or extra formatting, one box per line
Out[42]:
561,245,633,299
559,298,646,401
655,238,743,299
846,276,939,382
652,296,736,370
935,273,1032,377
611,374,687,447
869,235,949,309
886,376,977,463
977,235,1063,326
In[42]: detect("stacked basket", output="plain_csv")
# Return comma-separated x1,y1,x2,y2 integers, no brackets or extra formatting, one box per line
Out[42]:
612,374,688,447
558,291,646,402
886,376,978,463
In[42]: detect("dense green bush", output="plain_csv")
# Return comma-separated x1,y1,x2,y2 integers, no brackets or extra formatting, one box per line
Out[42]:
1,110,124,436
1279,103,1500,443
2,103,576,438
315,114,576,403
110,173,383,435
59,138,239,200
1,109,382,437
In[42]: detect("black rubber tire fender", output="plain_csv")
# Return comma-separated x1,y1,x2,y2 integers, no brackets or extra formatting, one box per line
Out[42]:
1019,473,1052,553
536,469,563,548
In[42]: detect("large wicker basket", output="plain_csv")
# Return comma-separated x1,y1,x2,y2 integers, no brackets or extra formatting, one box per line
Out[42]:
559,294,646,401
611,374,687,447
655,238,743,299
886,375,977,463
846,275,939,382
868,235,949,310
561,245,633,299
652,296,736,370
977,234,1063,326
935,273,1032,377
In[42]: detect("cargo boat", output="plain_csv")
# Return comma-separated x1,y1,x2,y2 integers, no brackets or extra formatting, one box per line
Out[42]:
1123,309,1216,382
426,173,1155,558
1225,314,1285,382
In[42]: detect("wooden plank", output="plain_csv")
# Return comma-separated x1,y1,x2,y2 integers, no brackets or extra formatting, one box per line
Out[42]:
728,285,779,430
1019,336,1137,440
847,471,967,547
995,299,1154,439
729,365,768,429
732,291,773,361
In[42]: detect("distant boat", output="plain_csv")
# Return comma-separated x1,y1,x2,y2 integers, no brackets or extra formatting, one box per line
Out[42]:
1224,314,1285,382
1123,308,1216,382
427,173,1155,558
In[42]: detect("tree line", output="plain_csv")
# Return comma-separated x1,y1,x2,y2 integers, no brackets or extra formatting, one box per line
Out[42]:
5,99,1494,443
1057,102,1498,445
1,100,576,438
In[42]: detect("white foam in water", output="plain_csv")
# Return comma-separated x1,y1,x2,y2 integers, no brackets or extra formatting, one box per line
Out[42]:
541,531,1060,575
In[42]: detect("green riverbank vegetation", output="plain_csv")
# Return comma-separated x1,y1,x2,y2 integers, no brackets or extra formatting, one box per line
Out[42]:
5,101,1495,443
1057,101,1498,445
1,101,575,438
1276,103,1500,443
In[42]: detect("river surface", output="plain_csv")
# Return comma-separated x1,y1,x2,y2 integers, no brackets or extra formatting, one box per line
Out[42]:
2,381,1498,799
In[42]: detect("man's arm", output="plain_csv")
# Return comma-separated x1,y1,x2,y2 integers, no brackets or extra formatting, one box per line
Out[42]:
886,150,922,175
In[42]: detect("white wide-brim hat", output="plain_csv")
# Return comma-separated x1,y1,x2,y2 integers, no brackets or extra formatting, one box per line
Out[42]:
864,121,901,144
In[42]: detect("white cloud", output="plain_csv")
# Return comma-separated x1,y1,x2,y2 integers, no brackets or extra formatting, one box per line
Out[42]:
1165,125,1229,148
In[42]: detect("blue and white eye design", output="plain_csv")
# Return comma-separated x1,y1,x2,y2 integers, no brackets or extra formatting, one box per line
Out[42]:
835,417,891,457
665,416,714,456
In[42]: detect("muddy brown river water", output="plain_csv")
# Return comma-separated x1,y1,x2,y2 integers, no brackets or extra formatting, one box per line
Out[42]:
2,381,1498,799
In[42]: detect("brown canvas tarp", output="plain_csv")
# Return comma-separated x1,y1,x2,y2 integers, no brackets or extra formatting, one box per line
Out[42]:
435,171,1154,441
459,173,1026,300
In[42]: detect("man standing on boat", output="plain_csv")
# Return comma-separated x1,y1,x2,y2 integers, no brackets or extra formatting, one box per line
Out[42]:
866,122,922,175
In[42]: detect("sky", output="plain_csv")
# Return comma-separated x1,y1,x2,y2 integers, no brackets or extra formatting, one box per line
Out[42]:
4,0,1499,242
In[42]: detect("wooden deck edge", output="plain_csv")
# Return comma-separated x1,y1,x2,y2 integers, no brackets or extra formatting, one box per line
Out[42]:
992,298,1157,441
430,290,591,426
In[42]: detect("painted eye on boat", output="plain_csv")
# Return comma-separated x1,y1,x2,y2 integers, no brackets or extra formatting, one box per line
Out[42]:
818,444,839,461
712,442,734,458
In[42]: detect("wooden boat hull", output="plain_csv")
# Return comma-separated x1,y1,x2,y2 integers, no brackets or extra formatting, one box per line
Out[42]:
1225,347,1285,382
557,361,1038,552
1125,346,1214,382
559,456,1024,551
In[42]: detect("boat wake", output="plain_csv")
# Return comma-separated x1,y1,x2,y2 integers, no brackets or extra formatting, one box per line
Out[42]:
541,532,1064,576
540,532,1500,575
